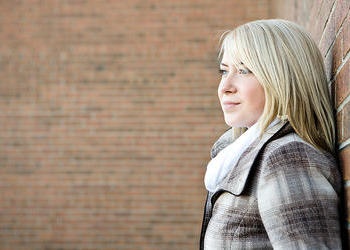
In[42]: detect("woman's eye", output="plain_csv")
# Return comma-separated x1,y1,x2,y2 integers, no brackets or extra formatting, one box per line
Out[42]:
218,69,228,76
238,68,251,74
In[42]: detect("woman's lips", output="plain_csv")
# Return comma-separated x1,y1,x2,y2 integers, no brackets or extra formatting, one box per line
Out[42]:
222,101,240,110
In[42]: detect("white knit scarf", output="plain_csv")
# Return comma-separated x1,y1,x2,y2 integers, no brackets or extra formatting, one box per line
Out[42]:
204,119,280,192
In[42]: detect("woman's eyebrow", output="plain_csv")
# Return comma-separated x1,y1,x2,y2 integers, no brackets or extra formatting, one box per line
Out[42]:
220,63,229,67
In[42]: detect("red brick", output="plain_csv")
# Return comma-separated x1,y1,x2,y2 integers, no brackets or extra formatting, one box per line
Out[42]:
333,30,343,75
335,0,350,30
346,185,350,221
319,1,337,56
335,60,350,107
308,0,325,41
337,110,344,142
0,1,270,249
344,102,350,142
337,102,350,144
339,146,350,180
344,16,350,56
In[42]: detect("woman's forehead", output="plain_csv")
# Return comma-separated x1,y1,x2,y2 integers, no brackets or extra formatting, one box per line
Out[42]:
221,50,240,66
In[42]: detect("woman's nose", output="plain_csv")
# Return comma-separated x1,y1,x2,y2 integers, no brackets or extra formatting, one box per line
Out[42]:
219,76,237,94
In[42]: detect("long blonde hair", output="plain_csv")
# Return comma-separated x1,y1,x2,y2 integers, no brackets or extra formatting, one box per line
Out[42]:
219,19,336,153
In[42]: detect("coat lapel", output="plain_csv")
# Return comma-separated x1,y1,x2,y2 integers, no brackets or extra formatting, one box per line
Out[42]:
214,120,290,196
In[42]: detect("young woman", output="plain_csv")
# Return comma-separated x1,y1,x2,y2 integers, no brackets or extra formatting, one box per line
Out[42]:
200,19,342,249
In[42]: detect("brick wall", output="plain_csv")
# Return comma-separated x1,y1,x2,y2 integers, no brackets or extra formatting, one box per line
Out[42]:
271,0,350,247
0,1,270,249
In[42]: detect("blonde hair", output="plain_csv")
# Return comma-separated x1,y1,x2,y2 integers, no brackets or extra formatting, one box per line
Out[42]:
219,19,336,153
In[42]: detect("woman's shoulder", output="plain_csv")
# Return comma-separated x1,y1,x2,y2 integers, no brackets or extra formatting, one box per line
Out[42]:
260,132,340,190
264,132,336,164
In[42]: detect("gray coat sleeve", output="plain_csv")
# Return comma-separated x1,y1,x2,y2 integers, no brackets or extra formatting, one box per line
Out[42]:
257,139,342,249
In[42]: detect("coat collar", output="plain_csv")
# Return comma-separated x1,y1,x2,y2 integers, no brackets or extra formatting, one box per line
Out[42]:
212,120,292,197
210,128,233,159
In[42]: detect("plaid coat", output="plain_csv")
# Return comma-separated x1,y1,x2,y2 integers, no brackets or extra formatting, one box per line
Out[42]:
200,121,342,249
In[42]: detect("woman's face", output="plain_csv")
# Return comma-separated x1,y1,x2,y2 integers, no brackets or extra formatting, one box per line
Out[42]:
218,52,265,128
